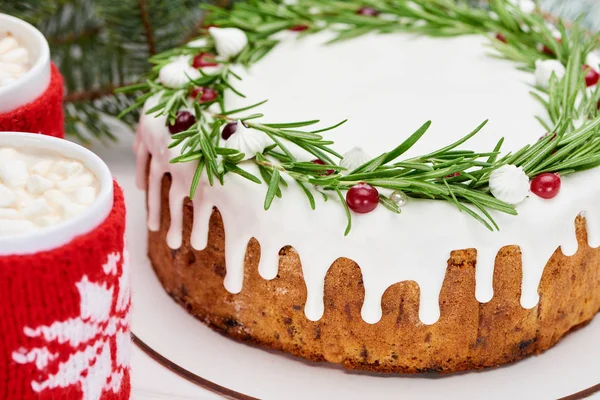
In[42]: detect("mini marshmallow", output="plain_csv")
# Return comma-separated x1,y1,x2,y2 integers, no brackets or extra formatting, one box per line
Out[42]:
0,184,18,207
20,198,52,218
0,208,20,219
51,160,84,179
44,189,70,207
26,175,55,195
0,159,29,188
57,173,94,192
30,160,54,176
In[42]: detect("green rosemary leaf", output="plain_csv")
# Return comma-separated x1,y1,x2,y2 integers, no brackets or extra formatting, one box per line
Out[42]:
296,180,316,210
383,120,432,164
264,120,321,129
264,168,281,210
225,163,262,184
190,159,205,199
336,188,352,236
310,119,348,134
379,194,401,214
221,100,269,116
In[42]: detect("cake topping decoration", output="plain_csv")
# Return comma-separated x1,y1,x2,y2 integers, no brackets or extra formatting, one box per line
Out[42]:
191,87,218,103
534,59,566,89
168,111,196,134
489,165,530,205
389,190,408,207
158,56,201,89
357,7,379,17
530,172,561,199
192,53,219,69
221,121,239,140
208,27,248,60
0,33,31,87
340,147,371,174
346,183,379,214
222,120,270,161
583,64,599,87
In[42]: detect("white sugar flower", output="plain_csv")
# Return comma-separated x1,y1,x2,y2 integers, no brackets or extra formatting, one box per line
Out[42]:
489,165,530,205
340,147,371,174
209,27,248,60
535,59,566,89
158,56,201,89
223,121,270,161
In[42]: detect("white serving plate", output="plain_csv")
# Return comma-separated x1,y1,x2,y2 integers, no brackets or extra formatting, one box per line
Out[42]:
94,133,600,400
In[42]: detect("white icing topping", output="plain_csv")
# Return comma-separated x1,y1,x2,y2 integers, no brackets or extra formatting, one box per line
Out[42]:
158,56,201,89
136,31,600,325
489,165,530,205
209,27,248,60
340,147,371,173
222,121,270,161
0,33,31,87
535,59,566,89
0,147,100,237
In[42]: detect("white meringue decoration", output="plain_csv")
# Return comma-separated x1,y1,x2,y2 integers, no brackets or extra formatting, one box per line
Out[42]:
489,164,530,205
209,27,248,60
340,147,371,173
158,56,201,89
223,121,270,161
508,0,536,14
187,38,208,48
534,59,566,89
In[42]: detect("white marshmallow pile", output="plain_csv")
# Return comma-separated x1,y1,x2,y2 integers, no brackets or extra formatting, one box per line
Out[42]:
0,147,99,237
0,33,31,87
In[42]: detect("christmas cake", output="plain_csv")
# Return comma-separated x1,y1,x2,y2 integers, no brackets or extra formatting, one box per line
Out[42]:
130,0,600,373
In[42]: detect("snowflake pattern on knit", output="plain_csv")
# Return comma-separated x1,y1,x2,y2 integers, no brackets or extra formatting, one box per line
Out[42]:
11,244,131,400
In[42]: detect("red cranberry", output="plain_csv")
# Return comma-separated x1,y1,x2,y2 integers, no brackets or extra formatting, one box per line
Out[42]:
357,7,380,16
311,159,334,176
221,122,238,140
169,111,196,134
542,38,561,56
346,183,379,213
583,64,600,87
191,87,218,103
290,25,309,32
530,173,561,199
495,33,507,43
445,172,461,178
192,53,218,68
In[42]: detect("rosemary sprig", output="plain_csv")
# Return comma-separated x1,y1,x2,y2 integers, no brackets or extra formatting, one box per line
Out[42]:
119,0,600,235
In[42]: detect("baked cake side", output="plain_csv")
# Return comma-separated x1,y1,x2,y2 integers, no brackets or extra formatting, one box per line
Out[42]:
148,172,600,373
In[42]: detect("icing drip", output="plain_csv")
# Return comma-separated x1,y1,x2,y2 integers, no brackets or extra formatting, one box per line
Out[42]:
135,31,600,325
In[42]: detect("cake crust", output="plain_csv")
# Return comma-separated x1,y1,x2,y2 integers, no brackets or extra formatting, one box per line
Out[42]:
148,173,600,373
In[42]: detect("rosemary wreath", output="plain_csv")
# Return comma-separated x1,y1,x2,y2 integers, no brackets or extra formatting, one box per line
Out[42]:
119,0,600,235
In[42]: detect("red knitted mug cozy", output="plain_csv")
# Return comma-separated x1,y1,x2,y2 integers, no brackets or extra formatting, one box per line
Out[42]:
0,63,65,139
0,182,131,400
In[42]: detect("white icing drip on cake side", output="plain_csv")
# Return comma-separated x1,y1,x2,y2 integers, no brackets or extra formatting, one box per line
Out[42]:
135,31,600,325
